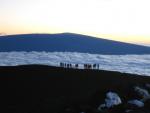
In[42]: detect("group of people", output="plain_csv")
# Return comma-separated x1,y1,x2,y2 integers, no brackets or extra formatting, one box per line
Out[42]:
60,63,79,68
60,62,100,69
84,63,99,69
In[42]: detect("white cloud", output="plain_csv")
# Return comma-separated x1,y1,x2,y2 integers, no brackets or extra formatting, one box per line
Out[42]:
0,52,149,76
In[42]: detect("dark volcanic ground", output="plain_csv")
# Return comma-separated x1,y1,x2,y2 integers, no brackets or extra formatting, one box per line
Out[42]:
1,65,150,113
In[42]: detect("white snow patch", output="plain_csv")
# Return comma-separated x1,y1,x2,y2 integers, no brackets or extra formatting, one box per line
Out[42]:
105,92,122,108
134,87,150,101
128,100,144,108
0,52,149,76
98,92,122,110
97,104,106,111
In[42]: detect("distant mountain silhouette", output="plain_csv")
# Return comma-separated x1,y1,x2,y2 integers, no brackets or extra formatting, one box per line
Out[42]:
0,33,150,54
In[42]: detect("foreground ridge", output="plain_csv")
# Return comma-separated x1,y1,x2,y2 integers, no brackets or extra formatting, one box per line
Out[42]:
1,65,150,113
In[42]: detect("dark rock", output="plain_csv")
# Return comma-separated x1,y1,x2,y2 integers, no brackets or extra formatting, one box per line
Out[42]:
144,99,150,110
108,104,125,113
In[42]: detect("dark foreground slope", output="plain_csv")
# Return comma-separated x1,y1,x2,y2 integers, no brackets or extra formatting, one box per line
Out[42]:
1,65,150,113
0,33,150,54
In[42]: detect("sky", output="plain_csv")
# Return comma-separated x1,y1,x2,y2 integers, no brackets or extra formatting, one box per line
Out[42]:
0,0,150,46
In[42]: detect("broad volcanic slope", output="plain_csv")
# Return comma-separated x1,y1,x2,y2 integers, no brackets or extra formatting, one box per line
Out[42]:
0,33,150,54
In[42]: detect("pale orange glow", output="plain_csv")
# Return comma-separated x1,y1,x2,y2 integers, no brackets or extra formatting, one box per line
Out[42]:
89,33,150,45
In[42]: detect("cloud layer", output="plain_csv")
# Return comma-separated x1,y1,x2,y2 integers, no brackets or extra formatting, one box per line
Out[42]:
0,52,150,76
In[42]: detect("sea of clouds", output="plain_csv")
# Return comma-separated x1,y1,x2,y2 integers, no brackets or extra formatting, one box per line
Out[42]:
0,51,150,76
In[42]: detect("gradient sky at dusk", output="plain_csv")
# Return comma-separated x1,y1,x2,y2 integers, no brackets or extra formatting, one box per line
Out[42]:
0,0,150,46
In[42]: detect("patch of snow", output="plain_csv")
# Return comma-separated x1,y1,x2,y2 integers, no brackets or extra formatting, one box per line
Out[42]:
105,92,122,108
125,109,133,113
134,87,150,101
97,104,106,111
128,100,144,108
98,92,122,110
0,52,149,76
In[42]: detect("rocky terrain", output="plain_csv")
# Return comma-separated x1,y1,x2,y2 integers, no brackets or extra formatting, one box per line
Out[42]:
1,65,150,113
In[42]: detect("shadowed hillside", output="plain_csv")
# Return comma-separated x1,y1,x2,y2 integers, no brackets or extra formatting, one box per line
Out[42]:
1,65,150,113
0,33,150,54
